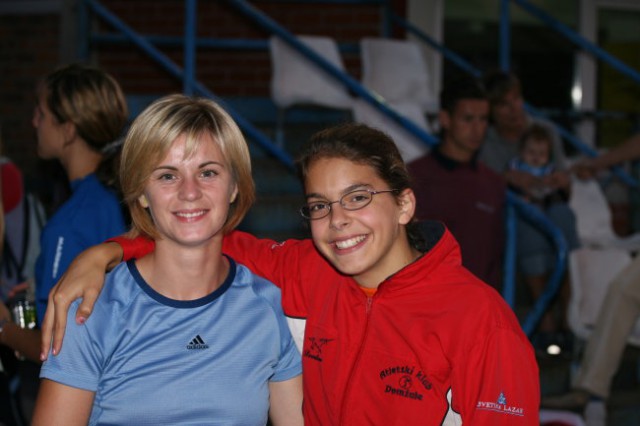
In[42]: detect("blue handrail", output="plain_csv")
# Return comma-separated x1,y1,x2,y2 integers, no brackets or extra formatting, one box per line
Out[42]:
90,34,270,50
390,11,568,331
505,192,569,336
398,4,639,334
83,0,296,172
512,0,640,86
393,10,639,189
226,0,439,149
502,202,518,308
390,15,481,79
500,0,511,72
80,0,610,335
499,0,640,188
183,0,197,95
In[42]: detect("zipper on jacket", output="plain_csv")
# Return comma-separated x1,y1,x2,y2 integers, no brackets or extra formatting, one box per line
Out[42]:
339,291,377,424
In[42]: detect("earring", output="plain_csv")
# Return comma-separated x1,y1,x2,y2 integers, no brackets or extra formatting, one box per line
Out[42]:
138,195,149,208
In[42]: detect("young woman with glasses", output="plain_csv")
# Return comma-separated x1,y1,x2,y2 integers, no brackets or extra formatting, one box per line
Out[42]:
39,122,539,425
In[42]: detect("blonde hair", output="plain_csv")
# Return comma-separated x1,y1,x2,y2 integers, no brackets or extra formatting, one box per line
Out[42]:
120,94,255,239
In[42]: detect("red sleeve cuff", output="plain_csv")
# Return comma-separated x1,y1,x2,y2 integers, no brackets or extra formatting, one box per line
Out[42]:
106,235,155,261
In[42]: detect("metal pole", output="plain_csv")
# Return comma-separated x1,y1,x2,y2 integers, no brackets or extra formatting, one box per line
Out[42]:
183,0,197,95
499,0,510,71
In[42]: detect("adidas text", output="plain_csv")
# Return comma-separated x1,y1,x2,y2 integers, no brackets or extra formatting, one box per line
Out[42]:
187,335,209,350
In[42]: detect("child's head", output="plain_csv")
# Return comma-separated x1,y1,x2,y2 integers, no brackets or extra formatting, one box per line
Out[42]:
121,94,254,240
519,123,553,168
296,123,421,286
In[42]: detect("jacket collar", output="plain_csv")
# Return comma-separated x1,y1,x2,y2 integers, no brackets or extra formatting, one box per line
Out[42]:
374,221,463,293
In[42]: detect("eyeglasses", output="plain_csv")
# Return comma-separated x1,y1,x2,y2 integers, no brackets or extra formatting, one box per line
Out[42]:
299,189,398,220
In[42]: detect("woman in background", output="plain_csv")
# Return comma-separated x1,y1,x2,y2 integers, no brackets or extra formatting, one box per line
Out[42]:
0,64,128,362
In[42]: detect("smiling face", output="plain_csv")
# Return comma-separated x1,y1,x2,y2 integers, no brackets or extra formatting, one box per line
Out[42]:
304,157,416,287
139,133,238,249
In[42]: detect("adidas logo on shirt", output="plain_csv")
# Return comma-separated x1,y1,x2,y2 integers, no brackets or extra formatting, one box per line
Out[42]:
186,335,209,350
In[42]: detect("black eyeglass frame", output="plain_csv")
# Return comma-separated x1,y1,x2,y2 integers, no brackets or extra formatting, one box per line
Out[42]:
299,188,399,220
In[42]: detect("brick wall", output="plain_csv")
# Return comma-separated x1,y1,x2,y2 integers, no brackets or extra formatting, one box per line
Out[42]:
92,1,389,96
0,10,66,209
0,0,403,208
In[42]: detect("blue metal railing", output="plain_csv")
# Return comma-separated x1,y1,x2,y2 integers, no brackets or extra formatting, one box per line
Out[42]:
80,0,625,335
395,8,639,187
80,0,553,334
506,194,568,336
390,11,567,334
397,1,640,333
82,0,296,172
499,0,511,71
236,3,571,333
183,0,197,95
495,0,640,333
394,12,572,333
226,0,439,149
499,0,640,188
83,0,439,149
509,0,640,86
391,15,481,79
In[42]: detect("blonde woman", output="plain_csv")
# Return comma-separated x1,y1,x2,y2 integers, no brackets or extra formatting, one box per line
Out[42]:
32,95,302,425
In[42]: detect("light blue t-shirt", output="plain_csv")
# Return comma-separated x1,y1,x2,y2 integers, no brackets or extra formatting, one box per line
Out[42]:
40,258,302,426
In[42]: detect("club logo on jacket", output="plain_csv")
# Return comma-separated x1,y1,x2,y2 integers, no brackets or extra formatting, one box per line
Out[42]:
304,337,334,361
476,391,524,416
379,365,432,401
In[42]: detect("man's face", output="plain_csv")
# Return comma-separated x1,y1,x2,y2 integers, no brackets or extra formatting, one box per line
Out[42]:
440,98,489,156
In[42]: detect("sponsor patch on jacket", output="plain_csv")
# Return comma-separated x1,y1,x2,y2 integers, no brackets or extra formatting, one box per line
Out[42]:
476,392,524,416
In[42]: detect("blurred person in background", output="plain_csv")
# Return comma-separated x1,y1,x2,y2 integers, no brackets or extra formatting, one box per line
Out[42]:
409,76,506,289
480,70,579,352
0,63,128,363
